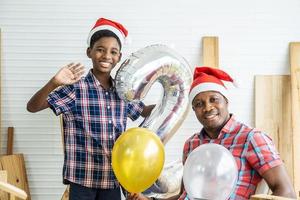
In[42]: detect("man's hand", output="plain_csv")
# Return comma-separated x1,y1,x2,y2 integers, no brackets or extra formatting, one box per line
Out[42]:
52,63,85,86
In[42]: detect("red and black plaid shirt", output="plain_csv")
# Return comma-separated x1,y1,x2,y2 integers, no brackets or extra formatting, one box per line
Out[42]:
179,115,282,200
47,70,144,189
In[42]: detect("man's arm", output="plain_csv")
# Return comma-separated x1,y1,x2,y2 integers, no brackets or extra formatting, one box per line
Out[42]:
262,164,296,198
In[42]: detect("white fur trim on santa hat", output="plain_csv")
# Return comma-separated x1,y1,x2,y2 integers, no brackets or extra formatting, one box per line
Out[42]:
87,25,125,47
189,82,229,104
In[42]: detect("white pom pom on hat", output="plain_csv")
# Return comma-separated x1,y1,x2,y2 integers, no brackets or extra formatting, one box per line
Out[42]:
87,18,128,47
189,66,236,103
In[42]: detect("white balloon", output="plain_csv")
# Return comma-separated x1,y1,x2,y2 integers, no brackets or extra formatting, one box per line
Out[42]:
183,143,238,200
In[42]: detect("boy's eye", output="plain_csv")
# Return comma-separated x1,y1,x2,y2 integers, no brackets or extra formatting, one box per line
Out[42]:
111,51,119,55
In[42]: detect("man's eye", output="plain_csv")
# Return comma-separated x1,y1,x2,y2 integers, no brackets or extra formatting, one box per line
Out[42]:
211,97,219,102
194,102,203,107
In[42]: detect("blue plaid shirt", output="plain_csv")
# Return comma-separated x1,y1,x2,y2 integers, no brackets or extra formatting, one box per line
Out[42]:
48,70,145,188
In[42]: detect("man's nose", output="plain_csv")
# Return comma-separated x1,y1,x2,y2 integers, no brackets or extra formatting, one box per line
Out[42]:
203,102,213,112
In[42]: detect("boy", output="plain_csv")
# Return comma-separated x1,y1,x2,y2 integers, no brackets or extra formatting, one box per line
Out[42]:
27,18,154,200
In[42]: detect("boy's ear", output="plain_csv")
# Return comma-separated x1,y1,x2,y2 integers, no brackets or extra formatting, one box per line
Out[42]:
118,52,122,62
86,47,91,58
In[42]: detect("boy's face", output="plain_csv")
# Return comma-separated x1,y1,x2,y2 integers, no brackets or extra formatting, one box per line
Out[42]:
87,37,121,74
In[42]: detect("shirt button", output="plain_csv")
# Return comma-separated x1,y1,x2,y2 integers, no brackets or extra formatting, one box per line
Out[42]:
108,120,112,124
109,135,113,139
107,106,110,109
105,92,109,95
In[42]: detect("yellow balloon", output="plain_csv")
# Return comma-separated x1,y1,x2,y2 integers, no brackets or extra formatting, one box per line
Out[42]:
112,127,165,193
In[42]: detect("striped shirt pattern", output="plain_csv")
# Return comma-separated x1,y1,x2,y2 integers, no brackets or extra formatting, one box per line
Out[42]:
178,115,282,200
48,70,144,189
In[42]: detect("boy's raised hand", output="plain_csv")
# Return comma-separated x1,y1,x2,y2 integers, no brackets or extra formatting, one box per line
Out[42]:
52,63,85,86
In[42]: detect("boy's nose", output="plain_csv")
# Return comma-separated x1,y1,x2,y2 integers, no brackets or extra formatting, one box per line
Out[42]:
103,52,112,59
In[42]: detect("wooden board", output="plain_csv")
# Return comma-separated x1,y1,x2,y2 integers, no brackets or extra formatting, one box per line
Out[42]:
0,29,2,154
0,154,31,200
0,170,8,200
255,75,294,184
290,42,300,197
202,37,219,68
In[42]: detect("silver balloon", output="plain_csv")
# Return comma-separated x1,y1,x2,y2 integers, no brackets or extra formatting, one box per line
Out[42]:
183,143,238,200
115,44,192,144
143,160,183,199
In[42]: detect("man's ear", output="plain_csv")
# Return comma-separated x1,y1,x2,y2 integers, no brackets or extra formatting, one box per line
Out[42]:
86,47,91,58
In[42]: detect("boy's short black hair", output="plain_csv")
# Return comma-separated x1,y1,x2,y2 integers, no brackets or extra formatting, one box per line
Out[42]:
89,30,122,49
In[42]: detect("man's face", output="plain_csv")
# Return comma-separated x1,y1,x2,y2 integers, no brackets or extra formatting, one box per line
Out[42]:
192,91,230,135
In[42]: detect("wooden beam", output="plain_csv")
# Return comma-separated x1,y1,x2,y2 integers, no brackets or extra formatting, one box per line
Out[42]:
290,42,300,197
202,37,219,68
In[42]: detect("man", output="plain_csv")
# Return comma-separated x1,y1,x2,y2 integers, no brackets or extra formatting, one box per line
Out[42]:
129,66,296,200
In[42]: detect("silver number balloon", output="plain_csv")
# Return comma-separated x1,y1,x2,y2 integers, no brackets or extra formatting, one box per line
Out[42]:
183,143,238,200
115,44,192,144
115,44,192,198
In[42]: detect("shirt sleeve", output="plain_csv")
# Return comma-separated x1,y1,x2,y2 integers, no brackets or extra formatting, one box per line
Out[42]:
47,84,76,116
127,101,145,121
246,131,283,176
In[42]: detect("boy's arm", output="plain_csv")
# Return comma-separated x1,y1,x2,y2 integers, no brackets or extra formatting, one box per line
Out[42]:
140,104,156,118
27,63,85,113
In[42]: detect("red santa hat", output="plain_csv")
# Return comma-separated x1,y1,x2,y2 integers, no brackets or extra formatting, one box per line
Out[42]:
87,17,128,47
189,66,235,103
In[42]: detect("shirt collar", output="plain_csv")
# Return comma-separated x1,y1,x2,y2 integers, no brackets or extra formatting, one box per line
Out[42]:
86,69,116,90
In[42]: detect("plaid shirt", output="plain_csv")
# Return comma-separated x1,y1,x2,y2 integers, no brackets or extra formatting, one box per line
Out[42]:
179,115,282,200
47,70,144,189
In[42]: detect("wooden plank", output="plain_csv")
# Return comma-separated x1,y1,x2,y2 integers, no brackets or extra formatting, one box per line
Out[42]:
202,37,219,68
250,194,296,200
7,127,14,155
60,185,69,200
255,75,294,183
290,42,300,197
0,154,31,200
